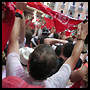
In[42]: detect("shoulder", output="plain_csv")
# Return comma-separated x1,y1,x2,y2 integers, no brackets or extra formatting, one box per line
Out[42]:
46,64,71,88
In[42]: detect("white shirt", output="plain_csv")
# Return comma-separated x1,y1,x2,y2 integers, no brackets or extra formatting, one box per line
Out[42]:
2,65,6,79
6,52,71,88
18,37,26,48
7,37,26,49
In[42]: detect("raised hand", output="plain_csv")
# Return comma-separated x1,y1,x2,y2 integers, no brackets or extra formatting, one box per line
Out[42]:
16,2,27,11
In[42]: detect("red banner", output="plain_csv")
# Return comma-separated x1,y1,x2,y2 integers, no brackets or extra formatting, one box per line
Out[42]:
27,2,83,32
2,2,15,52
44,17,55,29
13,2,83,32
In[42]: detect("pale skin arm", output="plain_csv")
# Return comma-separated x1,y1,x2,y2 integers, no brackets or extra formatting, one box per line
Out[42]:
7,2,27,55
70,62,88,82
64,23,88,71
25,20,31,30
32,26,38,36
44,38,68,45
19,13,25,44
7,17,21,55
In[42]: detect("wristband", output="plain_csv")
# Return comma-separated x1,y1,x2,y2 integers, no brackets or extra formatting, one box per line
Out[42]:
84,63,88,68
15,9,23,19
77,38,85,41
15,9,23,15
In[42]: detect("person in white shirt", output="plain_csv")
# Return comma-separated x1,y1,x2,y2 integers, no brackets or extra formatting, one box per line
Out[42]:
6,2,88,88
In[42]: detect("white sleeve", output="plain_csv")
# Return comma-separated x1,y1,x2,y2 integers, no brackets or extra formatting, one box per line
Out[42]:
52,45,57,51
46,64,71,88
48,33,54,38
6,52,26,78
38,29,42,37
18,37,26,48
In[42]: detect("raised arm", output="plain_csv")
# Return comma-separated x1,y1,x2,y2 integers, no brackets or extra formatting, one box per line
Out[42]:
19,13,25,44
44,38,68,45
7,2,27,55
70,62,88,82
64,23,88,71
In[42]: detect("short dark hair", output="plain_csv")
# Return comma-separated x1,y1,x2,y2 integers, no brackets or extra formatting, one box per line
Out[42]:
63,42,74,58
39,35,48,44
55,45,63,57
54,33,59,39
29,44,57,80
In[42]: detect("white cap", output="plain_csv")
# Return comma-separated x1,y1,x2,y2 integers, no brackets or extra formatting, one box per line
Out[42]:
19,47,34,65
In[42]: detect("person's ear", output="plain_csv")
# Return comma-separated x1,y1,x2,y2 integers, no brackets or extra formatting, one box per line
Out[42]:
38,40,40,45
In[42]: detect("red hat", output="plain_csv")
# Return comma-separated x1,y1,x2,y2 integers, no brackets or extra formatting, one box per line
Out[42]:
2,76,42,88
36,18,40,21
2,2,15,52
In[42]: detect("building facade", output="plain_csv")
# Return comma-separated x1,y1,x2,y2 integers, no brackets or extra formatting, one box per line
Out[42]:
54,2,88,20
42,2,88,20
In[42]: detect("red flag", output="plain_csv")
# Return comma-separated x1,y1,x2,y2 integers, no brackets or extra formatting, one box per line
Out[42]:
14,2,83,33
44,17,55,28
27,2,83,32
27,2,52,15
2,2,15,52
65,29,71,36
69,26,77,30
52,11,83,32
53,16,67,33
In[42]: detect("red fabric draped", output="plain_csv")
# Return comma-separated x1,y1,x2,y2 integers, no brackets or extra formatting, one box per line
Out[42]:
44,17,55,29
2,2,15,52
13,2,83,33
27,2,83,32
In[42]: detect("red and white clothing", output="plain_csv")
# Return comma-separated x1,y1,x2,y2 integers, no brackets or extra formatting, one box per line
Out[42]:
6,52,71,88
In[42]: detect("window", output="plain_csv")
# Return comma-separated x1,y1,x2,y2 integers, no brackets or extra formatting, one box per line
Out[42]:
72,2,75,5
60,10,63,13
86,8,88,13
62,2,65,5
69,12,73,18
78,3,84,12
70,2,76,10
61,2,66,9
76,13,81,20
85,15,88,20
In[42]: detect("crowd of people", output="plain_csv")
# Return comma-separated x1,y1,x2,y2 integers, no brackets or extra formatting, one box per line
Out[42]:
2,2,88,88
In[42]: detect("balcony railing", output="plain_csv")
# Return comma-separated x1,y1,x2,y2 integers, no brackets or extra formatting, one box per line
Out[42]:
86,9,88,13
70,6,75,11
61,4,65,9
78,7,83,12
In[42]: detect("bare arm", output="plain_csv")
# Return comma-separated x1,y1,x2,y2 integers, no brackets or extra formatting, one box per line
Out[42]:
25,20,31,30
70,62,88,82
7,17,21,55
64,23,88,71
7,2,27,55
32,26,38,36
62,35,72,40
44,38,68,45
19,13,25,44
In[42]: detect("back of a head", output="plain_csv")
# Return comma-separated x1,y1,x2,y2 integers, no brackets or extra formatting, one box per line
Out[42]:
42,27,50,36
63,42,74,58
39,35,48,44
54,33,59,39
28,44,57,80
55,45,63,57
67,38,73,43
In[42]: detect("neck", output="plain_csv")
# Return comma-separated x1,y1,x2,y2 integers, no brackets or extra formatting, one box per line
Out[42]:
60,53,68,60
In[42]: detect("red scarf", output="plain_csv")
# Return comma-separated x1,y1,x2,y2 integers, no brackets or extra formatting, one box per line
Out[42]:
13,2,83,33
2,2,15,52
